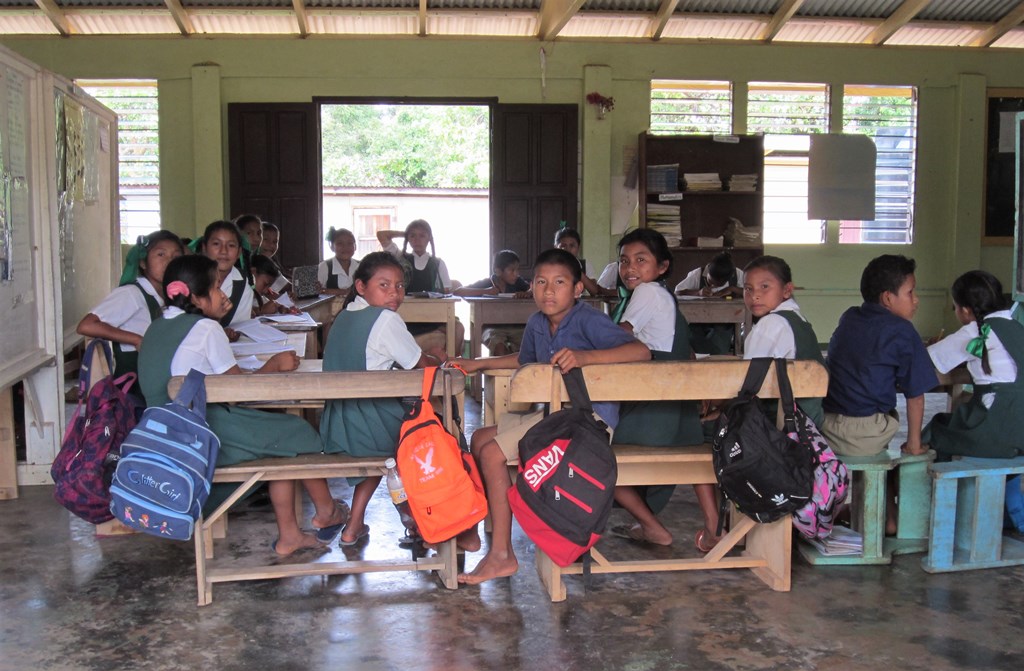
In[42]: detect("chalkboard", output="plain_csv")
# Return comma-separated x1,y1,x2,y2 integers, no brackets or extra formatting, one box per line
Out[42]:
985,92,1024,240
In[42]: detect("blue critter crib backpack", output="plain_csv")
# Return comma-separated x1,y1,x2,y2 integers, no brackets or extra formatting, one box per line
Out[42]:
109,369,220,541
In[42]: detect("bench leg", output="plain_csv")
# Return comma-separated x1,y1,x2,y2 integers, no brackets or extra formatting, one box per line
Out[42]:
435,538,459,590
194,517,213,606
744,516,791,591
966,474,1005,564
923,477,958,572
535,548,567,602
855,470,888,563
883,459,933,558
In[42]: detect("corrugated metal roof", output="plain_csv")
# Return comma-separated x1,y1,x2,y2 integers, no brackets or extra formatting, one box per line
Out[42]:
583,0,661,11
560,13,650,37
66,11,180,33
774,17,875,44
0,12,59,33
305,0,418,8
190,10,299,33
917,0,1020,23
0,0,44,7
661,14,766,40
307,10,418,33
428,0,541,9
59,0,165,7
428,11,537,35
887,22,983,47
796,0,900,20
678,0,777,15
992,27,1024,48
181,0,291,8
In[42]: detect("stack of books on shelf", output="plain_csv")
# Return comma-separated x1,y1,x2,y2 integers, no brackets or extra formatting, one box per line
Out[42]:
683,172,722,192
802,526,863,556
725,217,762,248
646,203,682,247
727,173,759,192
646,163,679,194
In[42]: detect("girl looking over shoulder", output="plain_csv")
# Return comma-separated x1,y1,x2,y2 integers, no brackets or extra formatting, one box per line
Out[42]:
77,231,184,381
319,227,360,295
202,220,255,334
609,229,708,550
320,252,450,547
138,255,348,557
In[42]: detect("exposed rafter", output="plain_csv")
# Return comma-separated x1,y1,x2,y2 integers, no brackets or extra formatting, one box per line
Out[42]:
649,0,680,41
33,0,70,36
164,0,194,36
291,0,308,37
761,0,806,41
419,0,427,36
538,0,586,41
969,0,1024,47
864,0,933,45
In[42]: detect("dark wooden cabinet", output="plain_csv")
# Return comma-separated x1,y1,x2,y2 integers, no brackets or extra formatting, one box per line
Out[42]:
638,133,764,288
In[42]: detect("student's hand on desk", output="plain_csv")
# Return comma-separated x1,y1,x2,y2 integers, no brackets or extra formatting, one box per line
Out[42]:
224,327,241,342
262,351,300,373
450,357,483,374
550,347,584,372
514,290,532,299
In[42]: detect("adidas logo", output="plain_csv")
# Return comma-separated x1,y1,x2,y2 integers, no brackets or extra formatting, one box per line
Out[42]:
771,493,788,506
728,443,741,458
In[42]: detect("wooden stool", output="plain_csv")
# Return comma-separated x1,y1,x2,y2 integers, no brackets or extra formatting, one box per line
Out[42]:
799,450,934,565
922,455,1024,573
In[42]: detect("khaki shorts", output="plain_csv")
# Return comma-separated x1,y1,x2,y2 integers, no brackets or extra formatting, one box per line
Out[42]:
821,410,900,457
493,408,614,461
482,326,524,354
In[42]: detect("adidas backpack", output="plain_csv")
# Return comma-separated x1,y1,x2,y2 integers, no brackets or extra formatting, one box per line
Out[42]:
109,369,220,541
397,367,488,544
52,340,138,524
508,368,617,567
712,358,815,525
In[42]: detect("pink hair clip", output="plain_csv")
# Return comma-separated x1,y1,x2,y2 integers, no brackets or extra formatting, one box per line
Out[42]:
166,281,190,299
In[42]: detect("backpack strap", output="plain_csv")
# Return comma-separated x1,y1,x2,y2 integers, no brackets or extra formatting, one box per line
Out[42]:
420,366,440,403
172,369,208,417
738,357,773,399
79,339,114,397
561,368,594,413
773,358,799,433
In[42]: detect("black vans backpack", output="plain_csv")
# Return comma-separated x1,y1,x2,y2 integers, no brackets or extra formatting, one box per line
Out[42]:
508,368,617,567
711,358,815,526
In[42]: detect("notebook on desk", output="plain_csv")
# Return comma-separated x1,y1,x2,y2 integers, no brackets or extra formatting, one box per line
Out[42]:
290,265,320,299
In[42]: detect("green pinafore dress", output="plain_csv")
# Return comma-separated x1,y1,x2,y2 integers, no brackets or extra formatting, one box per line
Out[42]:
925,317,1024,459
138,312,323,467
775,310,826,427
320,306,408,483
112,282,162,381
402,254,445,336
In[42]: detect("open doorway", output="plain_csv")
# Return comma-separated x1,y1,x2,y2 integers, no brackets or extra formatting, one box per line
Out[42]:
318,103,491,289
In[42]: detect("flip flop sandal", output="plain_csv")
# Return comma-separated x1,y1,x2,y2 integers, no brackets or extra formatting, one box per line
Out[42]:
695,528,722,553
609,523,673,547
339,523,371,547
313,500,351,544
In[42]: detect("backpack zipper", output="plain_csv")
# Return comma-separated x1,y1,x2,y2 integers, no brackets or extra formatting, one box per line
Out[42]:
554,485,593,513
567,462,605,490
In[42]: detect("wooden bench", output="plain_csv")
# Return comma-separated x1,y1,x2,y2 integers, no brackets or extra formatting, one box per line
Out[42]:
922,455,1024,573
505,359,829,602
167,367,466,606
798,450,934,565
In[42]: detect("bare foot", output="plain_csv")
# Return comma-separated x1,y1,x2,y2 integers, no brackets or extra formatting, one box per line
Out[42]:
611,522,673,546
272,531,322,557
457,551,518,585
312,500,350,529
885,517,898,536
456,525,481,552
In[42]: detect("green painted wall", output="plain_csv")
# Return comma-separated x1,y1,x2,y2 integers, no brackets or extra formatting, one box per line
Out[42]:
3,36,1022,339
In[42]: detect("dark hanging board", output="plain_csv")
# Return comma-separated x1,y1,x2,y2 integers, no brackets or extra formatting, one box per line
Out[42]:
985,92,1024,242
1016,112,1024,301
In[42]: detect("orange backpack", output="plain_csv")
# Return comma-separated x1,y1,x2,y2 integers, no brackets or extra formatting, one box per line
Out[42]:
396,367,488,543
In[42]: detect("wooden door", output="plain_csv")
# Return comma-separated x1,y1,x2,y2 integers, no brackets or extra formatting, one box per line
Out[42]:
490,105,578,276
228,103,320,268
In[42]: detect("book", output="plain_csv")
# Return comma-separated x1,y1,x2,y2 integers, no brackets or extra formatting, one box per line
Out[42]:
290,265,320,299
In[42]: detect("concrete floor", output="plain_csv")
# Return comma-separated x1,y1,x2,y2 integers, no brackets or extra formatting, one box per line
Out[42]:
2,394,1023,671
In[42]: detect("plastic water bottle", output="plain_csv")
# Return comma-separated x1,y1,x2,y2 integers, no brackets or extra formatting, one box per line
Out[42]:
384,458,419,544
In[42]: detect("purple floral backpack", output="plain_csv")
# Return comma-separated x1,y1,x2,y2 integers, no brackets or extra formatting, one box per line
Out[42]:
51,340,138,524
787,410,849,540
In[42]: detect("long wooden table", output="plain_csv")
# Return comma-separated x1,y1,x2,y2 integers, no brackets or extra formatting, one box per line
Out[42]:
397,297,460,359
676,297,751,356
294,294,344,356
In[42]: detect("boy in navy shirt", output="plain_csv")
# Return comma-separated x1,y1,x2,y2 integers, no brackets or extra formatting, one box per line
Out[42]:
452,248,649,584
823,254,938,459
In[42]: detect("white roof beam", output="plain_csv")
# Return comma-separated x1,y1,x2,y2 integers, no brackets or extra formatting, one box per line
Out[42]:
419,0,427,36
649,0,680,41
538,0,586,41
33,0,70,36
164,0,194,35
761,0,806,41
291,0,309,36
969,1,1024,47
865,0,933,45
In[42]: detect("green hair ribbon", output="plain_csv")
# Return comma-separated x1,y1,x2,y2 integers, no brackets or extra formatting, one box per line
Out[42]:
966,322,991,359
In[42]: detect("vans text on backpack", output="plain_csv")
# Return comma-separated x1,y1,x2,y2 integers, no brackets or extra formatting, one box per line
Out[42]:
109,369,220,541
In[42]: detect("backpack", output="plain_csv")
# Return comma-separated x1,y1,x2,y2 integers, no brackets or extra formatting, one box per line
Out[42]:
108,369,220,541
789,409,849,540
508,368,617,567
712,358,815,525
52,340,138,524
397,367,488,544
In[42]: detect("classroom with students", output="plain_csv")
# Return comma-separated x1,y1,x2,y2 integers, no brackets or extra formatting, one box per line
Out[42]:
2,3,1024,669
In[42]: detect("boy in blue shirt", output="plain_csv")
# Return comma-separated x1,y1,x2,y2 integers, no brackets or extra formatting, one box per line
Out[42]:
452,248,650,585
822,254,938,460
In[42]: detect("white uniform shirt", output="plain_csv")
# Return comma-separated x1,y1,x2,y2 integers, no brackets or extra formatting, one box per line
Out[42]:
597,262,619,290
621,282,676,352
674,265,745,293
346,296,422,371
744,298,805,359
88,277,164,352
384,241,452,291
317,258,359,291
162,308,237,376
928,309,1017,408
221,266,255,326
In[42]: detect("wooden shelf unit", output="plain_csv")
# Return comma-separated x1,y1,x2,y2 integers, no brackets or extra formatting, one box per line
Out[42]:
638,133,765,288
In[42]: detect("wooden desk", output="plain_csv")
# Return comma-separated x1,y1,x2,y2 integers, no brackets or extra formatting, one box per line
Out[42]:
265,322,319,359
295,294,344,356
397,297,460,358
676,297,751,355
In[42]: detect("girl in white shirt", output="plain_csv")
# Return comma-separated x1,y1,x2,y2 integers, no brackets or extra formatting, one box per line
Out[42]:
201,220,255,333
139,255,348,556
77,230,184,379
318,227,360,295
